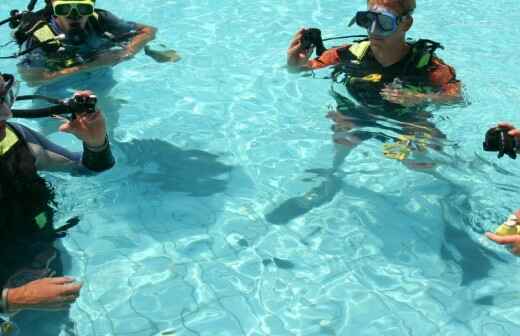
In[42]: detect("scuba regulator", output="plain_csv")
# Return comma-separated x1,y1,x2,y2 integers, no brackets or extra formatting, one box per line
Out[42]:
299,27,368,58
483,127,518,159
12,93,98,119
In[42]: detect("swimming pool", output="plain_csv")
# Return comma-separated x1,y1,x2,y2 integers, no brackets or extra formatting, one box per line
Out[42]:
2,0,520,335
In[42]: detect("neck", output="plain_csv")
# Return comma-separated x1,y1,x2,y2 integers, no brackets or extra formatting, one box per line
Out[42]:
371,39,410,67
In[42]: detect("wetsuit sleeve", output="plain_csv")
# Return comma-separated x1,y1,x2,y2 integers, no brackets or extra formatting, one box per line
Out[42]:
10,123,115,173
17,40,47,69
427,57,461,96
306,47,345,70
99,10,139,36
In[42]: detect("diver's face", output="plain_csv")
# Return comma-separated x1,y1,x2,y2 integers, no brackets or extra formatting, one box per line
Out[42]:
51,0,90,32
367,5,409,49
0,76,13,141
56,14,89,32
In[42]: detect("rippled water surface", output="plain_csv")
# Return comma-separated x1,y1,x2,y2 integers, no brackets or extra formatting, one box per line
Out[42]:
2,0,520,335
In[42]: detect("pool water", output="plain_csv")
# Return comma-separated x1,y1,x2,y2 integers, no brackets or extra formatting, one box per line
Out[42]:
2,0,520,335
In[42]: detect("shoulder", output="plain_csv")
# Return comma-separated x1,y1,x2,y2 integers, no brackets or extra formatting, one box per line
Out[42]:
94,8,137,30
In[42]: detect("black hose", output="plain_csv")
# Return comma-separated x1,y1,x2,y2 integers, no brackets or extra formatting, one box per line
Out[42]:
27,0,39,12
11,94,71,119
12,104,70,118
322,35,368,42
16,94,63,105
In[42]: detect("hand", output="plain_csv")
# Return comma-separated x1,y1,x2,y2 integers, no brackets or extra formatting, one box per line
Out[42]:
380,86,429,107
7,277,82,312
59,91,108,147
485,209,520,255
497,123,520,140
287,28,313,69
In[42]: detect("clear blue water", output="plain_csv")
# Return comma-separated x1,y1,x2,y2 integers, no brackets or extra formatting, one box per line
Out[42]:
2,0,520,335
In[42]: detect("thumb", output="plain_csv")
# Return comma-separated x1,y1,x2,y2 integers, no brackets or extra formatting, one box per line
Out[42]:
59,121,75,134
508,129,520,137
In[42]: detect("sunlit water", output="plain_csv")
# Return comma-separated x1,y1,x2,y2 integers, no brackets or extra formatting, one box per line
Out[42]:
1,0,520,335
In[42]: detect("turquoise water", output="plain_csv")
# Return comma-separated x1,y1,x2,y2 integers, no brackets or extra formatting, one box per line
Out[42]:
2,0,520,335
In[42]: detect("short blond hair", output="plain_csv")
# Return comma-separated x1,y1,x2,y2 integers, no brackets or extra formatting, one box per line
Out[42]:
367,0,416,15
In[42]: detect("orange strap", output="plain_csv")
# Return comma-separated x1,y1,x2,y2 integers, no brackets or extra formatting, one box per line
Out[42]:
306,47,344,70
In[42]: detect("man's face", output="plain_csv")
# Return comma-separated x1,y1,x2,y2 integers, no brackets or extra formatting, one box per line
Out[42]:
367,5,410,49
0,76,12,141
51,0,92,32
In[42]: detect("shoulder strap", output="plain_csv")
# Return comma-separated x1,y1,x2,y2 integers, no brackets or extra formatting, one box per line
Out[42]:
338,40,370,63
31,22,61,47
411,39,444,70
0,125,20,157
88,9,107,35
13,7,53,46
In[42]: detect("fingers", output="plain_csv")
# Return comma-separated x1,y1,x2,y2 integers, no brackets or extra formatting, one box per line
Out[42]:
289,28,305,47
497,122,515,130
49,277,75,285
61,282,82,296
509,129,520,137
485,232,520,245
74,90,94,97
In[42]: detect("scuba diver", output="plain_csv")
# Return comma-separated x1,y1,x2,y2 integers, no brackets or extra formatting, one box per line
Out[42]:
4,0,157,86
266,0,462,224
0,73,114,331
0,0,157,138
484,124,520,255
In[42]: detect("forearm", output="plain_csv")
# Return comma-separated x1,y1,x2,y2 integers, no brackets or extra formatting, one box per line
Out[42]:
287,47,340,73
19,61,108,87
125,26,157,56
422,82,463,105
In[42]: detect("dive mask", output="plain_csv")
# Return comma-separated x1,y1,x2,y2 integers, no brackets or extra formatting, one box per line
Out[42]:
349,10,404,38
0,74,19,110
52,0,95,18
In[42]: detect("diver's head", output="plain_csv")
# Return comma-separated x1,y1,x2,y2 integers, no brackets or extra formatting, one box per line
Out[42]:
0,74,17,141
356,0,414,48
50,0,95,33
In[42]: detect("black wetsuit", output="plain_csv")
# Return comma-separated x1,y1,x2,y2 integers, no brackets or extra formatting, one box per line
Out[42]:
0,122,114,295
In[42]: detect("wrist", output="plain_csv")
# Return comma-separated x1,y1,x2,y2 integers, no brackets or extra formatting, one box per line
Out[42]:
84,135,108,151
4,287,22,313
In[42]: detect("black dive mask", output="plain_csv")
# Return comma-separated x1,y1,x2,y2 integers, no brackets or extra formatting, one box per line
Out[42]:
483,127,518,159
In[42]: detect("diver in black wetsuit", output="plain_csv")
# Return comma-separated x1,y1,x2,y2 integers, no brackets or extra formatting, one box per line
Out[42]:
0,73,113,331
267,0,462,224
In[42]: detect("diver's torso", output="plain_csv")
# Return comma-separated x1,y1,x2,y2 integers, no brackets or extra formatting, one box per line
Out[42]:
334,43,430,111
0,124,56,249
